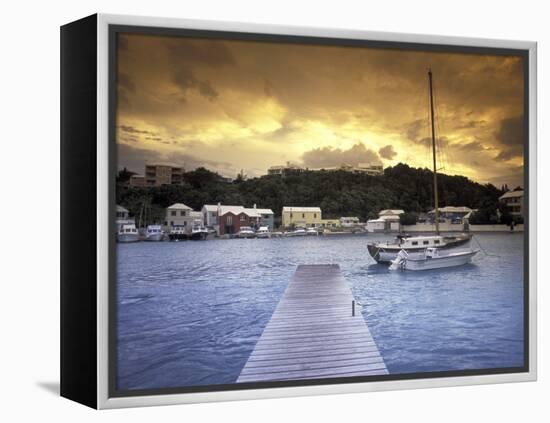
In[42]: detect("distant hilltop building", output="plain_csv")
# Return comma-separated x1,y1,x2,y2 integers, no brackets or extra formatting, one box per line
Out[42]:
267,162,383,176
268,162,304,176
145,164,184,186
499,189,524,217
129,174,145,187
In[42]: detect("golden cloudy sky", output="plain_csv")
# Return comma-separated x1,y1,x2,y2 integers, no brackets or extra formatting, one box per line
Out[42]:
116,32,525,187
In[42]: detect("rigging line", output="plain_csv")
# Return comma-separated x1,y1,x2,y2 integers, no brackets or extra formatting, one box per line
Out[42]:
472,234,500,258
432,77,449,176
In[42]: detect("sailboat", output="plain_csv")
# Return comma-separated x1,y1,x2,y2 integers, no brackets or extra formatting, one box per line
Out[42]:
367,69,472,264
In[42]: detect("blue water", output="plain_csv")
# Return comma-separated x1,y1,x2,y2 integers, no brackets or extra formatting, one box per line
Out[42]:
116,233,524,390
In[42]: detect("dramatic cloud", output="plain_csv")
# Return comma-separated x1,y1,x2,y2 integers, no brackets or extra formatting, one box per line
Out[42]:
494,116,524,161
302,143,382,168
115,32,525,185
379,145,397,160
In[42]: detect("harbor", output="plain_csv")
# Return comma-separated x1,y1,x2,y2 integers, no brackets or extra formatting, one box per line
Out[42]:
116,232,524,390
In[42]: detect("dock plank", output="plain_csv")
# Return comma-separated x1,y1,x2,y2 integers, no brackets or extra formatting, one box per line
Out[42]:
237,264,387,383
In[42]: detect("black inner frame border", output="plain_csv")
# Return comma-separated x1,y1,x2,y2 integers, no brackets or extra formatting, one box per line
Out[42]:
108,23,530,399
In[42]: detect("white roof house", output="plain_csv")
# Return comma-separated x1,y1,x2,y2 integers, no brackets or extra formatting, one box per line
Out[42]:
283,207,322,213
167,203,192,210
499,190,524,200
379,209,404,216
428,206,473,214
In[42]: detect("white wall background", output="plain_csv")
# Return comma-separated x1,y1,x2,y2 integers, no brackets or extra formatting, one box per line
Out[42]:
0,0,546,421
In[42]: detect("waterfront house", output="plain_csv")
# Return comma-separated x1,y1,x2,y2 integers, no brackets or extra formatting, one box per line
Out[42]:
340,216,360,227
202,204,219,228
203,204,274,232
321,219,340,228
116,205,130,220
367,209,403,232
282,206,322,228
499,189,524,217
218,206,259,235
254,205,275,230
165,203,195,229
428,206,473,223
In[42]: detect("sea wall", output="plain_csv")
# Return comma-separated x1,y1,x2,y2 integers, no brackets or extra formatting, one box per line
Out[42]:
402,223,463,232
402,223,524,233
469,224,524,232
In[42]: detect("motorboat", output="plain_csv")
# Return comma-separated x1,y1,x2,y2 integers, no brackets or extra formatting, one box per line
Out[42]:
287,228,307,237
237,226,256,238
368,233,472,263
255,226,271,238
189,221,208,240
168,225,188,241
389,247,479,271
117,223,140,243
306,227,319,236
144,224,164,241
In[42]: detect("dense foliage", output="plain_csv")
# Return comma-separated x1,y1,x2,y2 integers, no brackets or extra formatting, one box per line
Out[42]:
117,163,508,225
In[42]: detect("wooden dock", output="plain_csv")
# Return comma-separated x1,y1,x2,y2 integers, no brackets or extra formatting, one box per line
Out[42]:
237,264,388,383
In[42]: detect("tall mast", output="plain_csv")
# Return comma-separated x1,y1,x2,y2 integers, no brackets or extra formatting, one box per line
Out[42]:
428,69,440,235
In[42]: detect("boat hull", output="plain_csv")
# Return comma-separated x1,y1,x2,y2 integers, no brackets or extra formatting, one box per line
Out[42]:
367,234,472,263
256,233,271,239
402,250,478,271
117,233,140,243
237,233,256,239
190,231,208,240
145,233,164,242
169,233,188,241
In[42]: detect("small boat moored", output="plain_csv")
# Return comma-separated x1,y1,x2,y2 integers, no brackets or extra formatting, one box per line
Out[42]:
189,220,209,240
168,225,188,241
389,247,479,271
237,226,256,238
117,223,140,243
306,227,319,236
255,226,271,238
145,224,164,241
287,228,307,237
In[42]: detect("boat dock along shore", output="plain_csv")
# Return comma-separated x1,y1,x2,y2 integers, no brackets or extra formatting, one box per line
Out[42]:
237,264,388,383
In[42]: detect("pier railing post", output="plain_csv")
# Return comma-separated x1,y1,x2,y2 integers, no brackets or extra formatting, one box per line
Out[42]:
352,300,355,317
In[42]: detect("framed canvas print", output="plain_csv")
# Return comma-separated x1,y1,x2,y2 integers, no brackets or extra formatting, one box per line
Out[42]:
60,13,537,409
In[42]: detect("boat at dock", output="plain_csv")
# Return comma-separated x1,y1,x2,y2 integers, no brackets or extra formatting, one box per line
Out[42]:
389,247,479,271
306,227,319,236
144,224,164,241
189,221,209,240
117,223,140,243
237,226,256,238
286,228,307,237
168,225,188,241
255,226,271,238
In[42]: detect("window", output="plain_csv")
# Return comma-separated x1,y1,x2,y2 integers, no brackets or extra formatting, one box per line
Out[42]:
302,213,305,218
240,214,246,221
180,211,186,216
290,213,293,218
171,210,176,216
434,240,440,244
314,213,317,218
227,216,233,225
423,241,429,245
412,241,418,246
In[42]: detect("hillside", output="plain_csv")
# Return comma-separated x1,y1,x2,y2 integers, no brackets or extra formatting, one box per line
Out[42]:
117,163,505,223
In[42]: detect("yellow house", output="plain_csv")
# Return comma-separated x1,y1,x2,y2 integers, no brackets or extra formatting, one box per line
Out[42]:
282,206,322,228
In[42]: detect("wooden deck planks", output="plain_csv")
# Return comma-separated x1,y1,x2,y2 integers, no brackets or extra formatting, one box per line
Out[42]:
237,264,388,383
